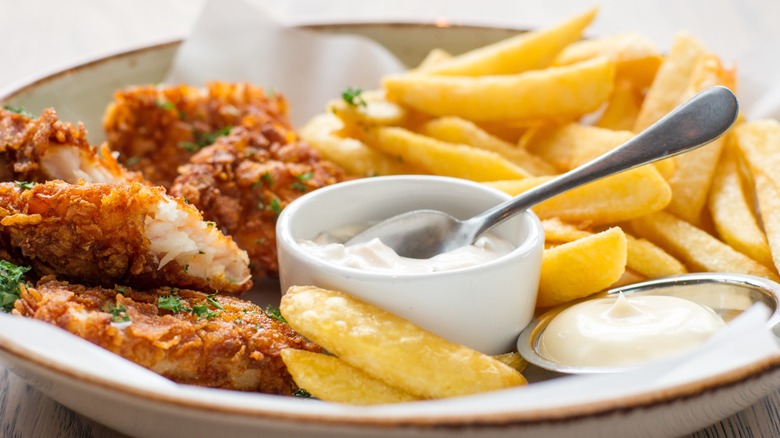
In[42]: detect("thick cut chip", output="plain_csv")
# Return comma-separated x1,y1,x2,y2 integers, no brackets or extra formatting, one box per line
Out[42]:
537,227,627,308
280,349,419,405
485,166,671,225
541,218,592,243
521,122,674,178
300,114,422,177
709,142,774,268
662,53,732,225
595,79,644,131
358,126,529,181
633,33,707,132
383,57,615,122
752,172,780,276
280,286,526,399
419,117,556,175
327,90,411,136
423,7,598,76
415,48,452,71
630,211,779,280
554,33,663,88
625,233,688,278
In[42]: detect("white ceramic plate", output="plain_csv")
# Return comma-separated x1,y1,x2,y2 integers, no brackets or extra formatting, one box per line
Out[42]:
1,24,780,438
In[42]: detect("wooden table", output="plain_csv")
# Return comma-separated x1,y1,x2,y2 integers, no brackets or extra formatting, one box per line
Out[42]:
1,364,779,437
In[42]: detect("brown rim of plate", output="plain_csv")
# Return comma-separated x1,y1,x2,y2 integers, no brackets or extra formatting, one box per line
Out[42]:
1,328,778,429
1,23,779,430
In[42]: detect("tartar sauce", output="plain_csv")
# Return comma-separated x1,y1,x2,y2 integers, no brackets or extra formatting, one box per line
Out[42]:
539,293,726,367
298,228,515,273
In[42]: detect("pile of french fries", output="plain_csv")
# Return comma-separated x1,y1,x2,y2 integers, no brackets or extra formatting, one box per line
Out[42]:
285,7,780,403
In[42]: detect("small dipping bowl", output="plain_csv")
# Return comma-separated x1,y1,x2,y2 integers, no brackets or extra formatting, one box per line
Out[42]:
517,273,780,374
276,175,544,355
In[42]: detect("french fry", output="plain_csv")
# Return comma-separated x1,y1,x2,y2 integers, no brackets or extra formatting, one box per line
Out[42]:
414,48,452,71
554,32,663,88
629,211,779,280
625,233,688,278
357,126,531,181
280,286,527,399
299,114,423,177
327,90,410,136
521,122,675,178
662,53,732,225
541,218,592,243
493,352,528,373
633,33,707,132
595,79,644,131
383,56,615,122
485,165,671,225
419,116,557,175
423,7,598,76
280,349,420,405
733,119,780,274
708,141,774,268
537,227,627,308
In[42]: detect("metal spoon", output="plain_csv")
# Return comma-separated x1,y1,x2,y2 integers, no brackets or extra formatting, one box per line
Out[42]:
346,86,739,259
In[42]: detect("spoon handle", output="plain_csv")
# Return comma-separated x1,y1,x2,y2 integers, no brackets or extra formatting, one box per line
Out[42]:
468,85,738,238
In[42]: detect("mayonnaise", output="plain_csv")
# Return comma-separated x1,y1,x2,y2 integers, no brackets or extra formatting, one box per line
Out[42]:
539,293,726,367
298,228,515,273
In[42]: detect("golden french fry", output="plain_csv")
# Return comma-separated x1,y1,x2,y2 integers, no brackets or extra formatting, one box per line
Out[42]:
414,48,452,71
709,141,774,268
595,79,643,131
419,117,556,175
299,114,423,177
424,7,598,76
633,33,706,132
662,53,732,225
625,233,687,278
485,165,671,225
358,126,531,181
732,119,780,274
554,33,663,88
541,218,592,243
280,349,420,405
537,227,627,308
521,122,675,178
492,352,528,373
630,211,779,280
280,286,527,399
327,90,410,135
383,57,615,122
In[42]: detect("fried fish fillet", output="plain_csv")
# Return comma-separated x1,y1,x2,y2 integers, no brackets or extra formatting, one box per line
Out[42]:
0,180,251,294
170,125,346,278
0,107,142,184
103,82,293,188
13,276,319,394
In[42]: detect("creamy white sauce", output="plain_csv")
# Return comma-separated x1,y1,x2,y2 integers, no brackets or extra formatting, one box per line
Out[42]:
298,227,515,273
539,293,726,367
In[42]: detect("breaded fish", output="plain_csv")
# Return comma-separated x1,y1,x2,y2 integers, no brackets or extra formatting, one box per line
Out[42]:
13,276,319,394
0,180,251,294
170,124,346,278
103,82,293,188
0,107,142,184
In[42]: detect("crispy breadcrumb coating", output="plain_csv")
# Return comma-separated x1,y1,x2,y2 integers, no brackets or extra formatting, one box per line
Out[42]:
170,125,346,278
13,276,320,394
0,180,251,294
0,107,142,184
103,82,293,188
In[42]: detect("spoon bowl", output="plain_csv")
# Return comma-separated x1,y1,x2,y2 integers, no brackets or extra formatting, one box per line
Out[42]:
347,86,739,259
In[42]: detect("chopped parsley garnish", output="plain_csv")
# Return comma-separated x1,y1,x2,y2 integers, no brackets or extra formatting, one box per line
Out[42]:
116,286,127,295
3,105,32,117
341,87,366,107
183,264,189,273
261,172,274,185
155,99,176,111
107,304,131,323
179,126,233,152
0,260,30,312
268,198,282,215
293,388,312,398
291,181,307,192
291,172,313,192
157,295,188,314
206,293,224,310
264,305,287,324
206,221,216,227
14,181,34,190
191,304,219,320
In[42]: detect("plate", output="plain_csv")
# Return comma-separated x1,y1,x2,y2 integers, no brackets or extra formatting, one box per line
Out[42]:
1,24,780,438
